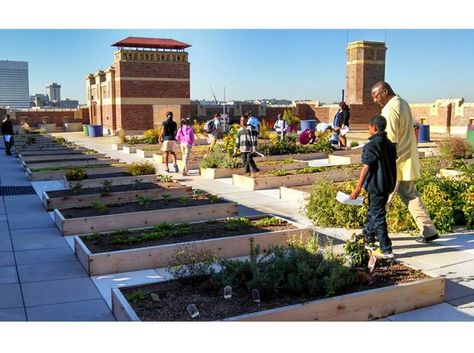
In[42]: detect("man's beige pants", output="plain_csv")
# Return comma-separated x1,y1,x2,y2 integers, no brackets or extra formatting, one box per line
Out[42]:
388,181,438,238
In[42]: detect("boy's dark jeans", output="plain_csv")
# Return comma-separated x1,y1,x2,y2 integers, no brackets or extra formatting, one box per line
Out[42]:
241,152,258,172
363,192,392,252
3,136,13,155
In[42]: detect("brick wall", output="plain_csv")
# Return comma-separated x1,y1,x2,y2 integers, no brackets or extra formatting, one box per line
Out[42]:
10,109,88,128
115,61,190,80
119,80,189,98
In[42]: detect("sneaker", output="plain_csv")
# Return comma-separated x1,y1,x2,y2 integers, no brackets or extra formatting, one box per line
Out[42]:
174,164,179,173
379,250,394,260
415,234,439,244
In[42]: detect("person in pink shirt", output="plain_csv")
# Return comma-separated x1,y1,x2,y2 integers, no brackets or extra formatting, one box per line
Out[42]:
175,118,195,176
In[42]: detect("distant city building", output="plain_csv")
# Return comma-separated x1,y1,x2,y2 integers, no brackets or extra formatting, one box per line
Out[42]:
30,94,51,108
0,60,30,109
58,98,79,109
46,82,61,101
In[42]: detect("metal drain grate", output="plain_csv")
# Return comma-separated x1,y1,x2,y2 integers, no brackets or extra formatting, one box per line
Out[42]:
0,186,36,196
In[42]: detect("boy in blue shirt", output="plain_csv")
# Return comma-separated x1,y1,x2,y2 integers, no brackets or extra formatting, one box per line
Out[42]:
350,115,397,259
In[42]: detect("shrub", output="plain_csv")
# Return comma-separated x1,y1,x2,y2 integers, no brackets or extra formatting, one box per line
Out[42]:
282,109,300,127
212,237,356,300
167,245,217,282
199,152,243,169
127,162,156,176
461,185,474,228
143,128,161,144
52,136,66,145
65,168,87,181
343,237,370,268
70,183,82,194
438,138,473,160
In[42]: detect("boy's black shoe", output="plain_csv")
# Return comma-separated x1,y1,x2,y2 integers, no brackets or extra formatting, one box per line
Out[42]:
355,232,376,244
415,234,439,244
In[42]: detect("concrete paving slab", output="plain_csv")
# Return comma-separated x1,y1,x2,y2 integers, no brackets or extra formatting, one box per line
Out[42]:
0,251,15,267
21,277,102,307
17,260,87,283
0,307,26,321
444,279,474,302
91,269,167,307
388,303,474,321
0,284,23,309
26,299,114,321
7,212,55,230
0,221,9,231
11,227,68,251
255,188,280,199
3,195,45,213
14,247,76,266
0,266,18,284
31,180,65,199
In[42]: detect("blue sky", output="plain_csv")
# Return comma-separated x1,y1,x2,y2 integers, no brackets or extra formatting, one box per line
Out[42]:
1,29,473,104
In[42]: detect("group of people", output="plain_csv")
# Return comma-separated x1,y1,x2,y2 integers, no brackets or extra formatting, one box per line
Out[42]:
349,81,439,259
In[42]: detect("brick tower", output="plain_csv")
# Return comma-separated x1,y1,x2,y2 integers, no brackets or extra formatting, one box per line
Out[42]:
86,37,191,133
345,40,386,126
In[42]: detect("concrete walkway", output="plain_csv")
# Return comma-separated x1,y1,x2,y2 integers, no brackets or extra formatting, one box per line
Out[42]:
0,143,114,321
3,131,474,321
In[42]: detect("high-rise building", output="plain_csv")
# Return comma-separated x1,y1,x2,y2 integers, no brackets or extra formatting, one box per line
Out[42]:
0,60,30,109
46,82,61,101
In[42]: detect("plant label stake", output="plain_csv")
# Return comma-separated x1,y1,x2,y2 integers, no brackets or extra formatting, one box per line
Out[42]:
368,255,377,273
252,289,260,305
187,304,199,318
224,286,232,299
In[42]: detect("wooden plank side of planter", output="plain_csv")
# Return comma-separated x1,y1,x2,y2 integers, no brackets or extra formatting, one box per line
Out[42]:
21,153,105,163
279,186,309,203
43,184,192,211
27,166,129,182
76,224,312,275
233,169,359,190
136,149,155,159
229,277,445,321
111,144,123,151
123,144,157,154
200,161,309,180
327,154,361,165
112,288,141,321
65,173,157,189
26,158,118,170
56,202,239,235
17,149,88,157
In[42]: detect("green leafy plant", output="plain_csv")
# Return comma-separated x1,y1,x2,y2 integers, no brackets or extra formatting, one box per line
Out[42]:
157,174,172,183
178,196,191,205
161,193,172,201
282,109,300,127
343,237,370,268
199,152,243,169
90,201,108,213
208,194,220,203
267,169,290,177
101,179,113,194
124,290,147,304
52,136,66,145
127,162,156,176
137,194,153,209
461,184,474,228
223,217,252,231
65,168,87,181
350,141,360,148
133,178,144,190
70,182,83,194
253,217,284,227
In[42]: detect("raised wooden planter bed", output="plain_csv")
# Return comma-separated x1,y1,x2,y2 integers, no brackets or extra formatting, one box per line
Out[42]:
256,152,329,162
111,270,444,321
201,160,309,179
64,172,157,189
111,143,123,151
42,181,191,210
26,165,128,181
17,148,90,157
54,197,239,235
328,154,361,165
25,158,119,171
123,144,156,154
20,153,106,166
136,148,155,159
74,215,311,275
232,168,360,190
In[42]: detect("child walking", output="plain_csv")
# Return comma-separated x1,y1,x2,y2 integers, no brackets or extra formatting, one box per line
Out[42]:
175,118,195,176
350,115,397,259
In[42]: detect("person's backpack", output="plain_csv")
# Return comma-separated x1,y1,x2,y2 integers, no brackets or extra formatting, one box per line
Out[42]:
204,119,214,133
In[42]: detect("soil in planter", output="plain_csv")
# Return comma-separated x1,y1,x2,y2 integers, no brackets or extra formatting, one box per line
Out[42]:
121,262,428,321
61,194,225,219
47,182,181,198
81,216,295,253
